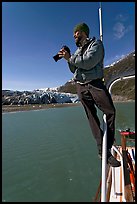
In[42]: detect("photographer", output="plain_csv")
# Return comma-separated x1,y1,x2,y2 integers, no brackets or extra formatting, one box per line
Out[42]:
57,22,121,167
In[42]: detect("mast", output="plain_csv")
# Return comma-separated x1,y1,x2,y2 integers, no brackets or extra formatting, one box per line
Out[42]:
99,2,107,202
99,2,103,42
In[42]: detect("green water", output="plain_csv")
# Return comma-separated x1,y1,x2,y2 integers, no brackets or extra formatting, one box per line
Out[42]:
2,102,135,202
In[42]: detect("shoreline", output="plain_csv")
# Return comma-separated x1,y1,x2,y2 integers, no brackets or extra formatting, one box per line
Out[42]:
2,103,81,113
2,100,135,113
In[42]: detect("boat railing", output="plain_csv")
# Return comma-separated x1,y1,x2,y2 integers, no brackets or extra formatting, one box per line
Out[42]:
101,74,135,202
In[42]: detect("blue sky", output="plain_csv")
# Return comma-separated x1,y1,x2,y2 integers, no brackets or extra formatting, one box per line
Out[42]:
2,2,135,91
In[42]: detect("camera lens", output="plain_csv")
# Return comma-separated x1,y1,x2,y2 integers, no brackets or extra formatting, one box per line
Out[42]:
53,54,62,62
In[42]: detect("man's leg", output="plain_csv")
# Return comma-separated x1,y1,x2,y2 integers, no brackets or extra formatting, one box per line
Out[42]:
76,83,103,151
88,80,116,150
76,82,121,167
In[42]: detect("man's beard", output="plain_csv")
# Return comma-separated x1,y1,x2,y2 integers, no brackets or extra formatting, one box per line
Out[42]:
75,36,82,47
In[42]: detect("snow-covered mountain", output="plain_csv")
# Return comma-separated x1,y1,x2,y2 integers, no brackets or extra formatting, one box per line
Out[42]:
105,52,135,68
37,87,59,92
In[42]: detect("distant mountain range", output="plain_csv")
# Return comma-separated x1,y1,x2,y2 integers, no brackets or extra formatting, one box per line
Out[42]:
58,51,135,101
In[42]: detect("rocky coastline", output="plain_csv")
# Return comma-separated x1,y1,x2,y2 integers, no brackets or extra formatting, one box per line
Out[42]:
2,97,134,113
2,103,81,113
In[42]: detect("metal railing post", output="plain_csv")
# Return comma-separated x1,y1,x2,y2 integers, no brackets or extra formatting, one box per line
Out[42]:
101,114,107,202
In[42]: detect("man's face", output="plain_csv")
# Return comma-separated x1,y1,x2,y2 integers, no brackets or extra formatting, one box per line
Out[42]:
73,30,83,47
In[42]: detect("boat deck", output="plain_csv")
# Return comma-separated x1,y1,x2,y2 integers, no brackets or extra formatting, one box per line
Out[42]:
108,146,135,202
94,145,135,202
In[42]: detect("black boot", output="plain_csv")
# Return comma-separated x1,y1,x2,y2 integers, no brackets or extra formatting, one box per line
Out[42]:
98,149,121,167
107,150,121,167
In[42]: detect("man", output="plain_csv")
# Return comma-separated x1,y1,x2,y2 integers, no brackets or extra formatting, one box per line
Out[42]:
58,23,121,167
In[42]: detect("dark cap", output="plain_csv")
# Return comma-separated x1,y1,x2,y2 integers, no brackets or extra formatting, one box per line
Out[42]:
73,23,90,37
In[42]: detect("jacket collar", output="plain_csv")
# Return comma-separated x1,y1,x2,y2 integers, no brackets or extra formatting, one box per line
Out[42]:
80,37,96,48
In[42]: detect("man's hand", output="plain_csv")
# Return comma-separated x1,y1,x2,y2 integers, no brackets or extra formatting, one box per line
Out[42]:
58,48,71,61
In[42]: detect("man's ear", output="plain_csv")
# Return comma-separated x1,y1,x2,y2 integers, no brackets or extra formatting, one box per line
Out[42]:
82,31,88,38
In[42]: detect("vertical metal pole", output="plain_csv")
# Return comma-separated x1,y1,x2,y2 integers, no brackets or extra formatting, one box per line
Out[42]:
99,3,103,42
101,114,107,202
99,2,107,202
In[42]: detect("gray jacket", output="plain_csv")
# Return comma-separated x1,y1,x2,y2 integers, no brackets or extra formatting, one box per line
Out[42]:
68,37,104,83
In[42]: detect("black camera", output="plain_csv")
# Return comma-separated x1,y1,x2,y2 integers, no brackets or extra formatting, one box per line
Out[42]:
53,45,70,62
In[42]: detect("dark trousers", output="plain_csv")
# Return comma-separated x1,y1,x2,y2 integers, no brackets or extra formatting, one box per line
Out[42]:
76,79,116,152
